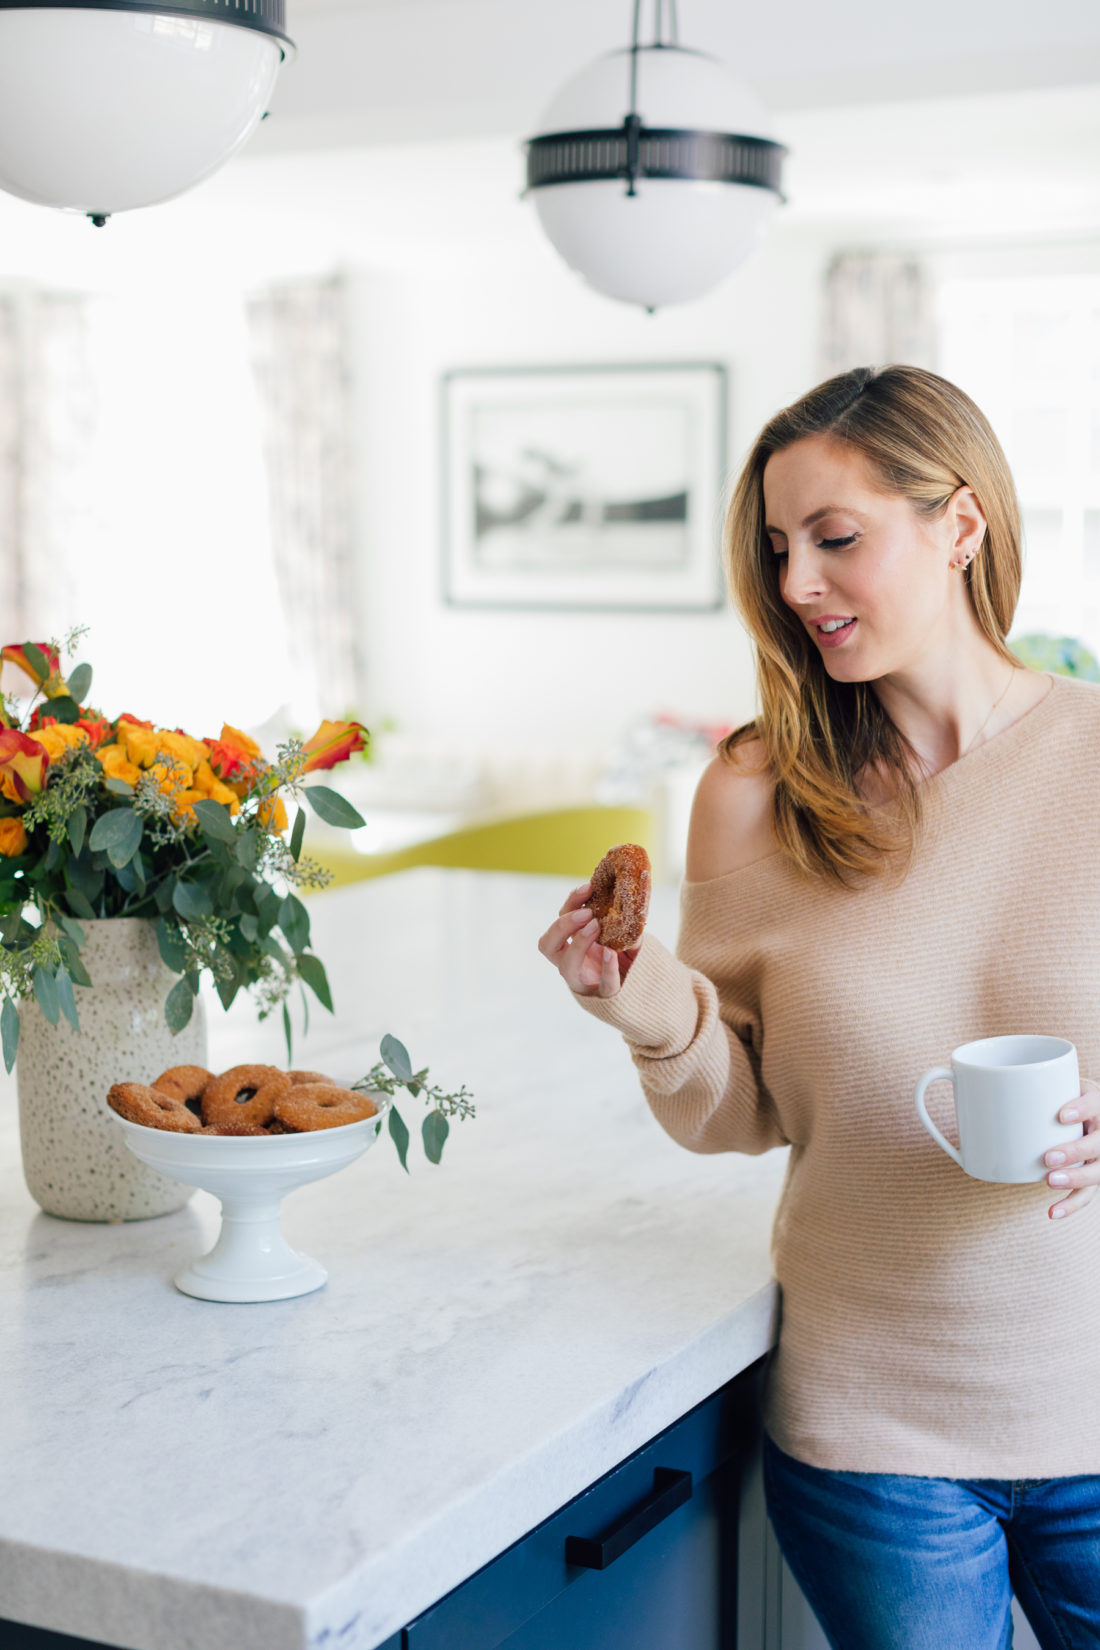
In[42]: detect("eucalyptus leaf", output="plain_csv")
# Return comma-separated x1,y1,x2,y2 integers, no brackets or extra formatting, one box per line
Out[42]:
55,967,80,1032
55,913,85,945
173,880,213,921
67,804,87,858
289,808,306,862
296,952,333,1012
388,1104,410,1174
157,917,188,972
278,894,310,954
66,662,93,704
33,964,60,1027
422,1109,449,1165
282,1001,293,1064
164,976,194,1034
193,798,237,844
238,912,259,943
22,641,48,681
58,940,92,989
1,997,19,1074
236,828,258,870
45,695,80,725
303,785,365,830
104,777,135,797
63,888,97,921
88,809,142,869
380,1033,413,1083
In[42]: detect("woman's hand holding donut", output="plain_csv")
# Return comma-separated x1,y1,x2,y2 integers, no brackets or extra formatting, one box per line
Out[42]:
537,882,640,999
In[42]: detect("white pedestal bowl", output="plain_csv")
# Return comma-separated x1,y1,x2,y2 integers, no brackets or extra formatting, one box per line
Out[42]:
113,1105,388,1302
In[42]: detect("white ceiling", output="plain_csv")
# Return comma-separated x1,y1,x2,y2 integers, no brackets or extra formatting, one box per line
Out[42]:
259,0,1100,153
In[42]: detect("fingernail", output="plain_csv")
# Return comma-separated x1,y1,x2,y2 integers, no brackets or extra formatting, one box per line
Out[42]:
574,907,591,921
1049,1171,1069,1186
1062,1108,1080,1122
1046,1151,1066,1166
1051,1205,1067,1219
583,919,598,933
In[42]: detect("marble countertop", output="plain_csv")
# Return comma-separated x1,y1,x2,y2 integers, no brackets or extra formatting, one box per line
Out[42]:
0,869,787,1650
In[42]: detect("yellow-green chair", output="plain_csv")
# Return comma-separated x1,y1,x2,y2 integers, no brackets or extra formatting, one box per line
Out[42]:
304,805,655,892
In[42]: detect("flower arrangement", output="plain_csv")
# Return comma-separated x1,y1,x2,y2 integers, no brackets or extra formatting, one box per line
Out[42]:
0,634,473,1166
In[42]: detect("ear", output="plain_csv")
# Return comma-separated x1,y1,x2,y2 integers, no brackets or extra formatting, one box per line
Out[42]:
948,484,988,562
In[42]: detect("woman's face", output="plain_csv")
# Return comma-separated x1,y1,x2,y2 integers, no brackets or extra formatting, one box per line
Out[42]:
761,434,983,683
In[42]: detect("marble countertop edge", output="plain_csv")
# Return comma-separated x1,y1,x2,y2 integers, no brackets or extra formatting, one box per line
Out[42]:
304,1281,780,1650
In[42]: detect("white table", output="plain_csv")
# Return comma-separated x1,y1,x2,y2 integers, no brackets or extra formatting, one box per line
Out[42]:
0,869,786,1650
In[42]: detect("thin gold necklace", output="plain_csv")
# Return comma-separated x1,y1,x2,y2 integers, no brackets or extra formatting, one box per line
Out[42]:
962,664,1015,757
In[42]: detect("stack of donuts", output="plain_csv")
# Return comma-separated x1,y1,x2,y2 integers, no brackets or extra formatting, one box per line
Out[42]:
107,1065,378,1136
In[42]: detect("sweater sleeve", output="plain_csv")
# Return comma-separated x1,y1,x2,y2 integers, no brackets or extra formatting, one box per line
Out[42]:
571,927,788,1157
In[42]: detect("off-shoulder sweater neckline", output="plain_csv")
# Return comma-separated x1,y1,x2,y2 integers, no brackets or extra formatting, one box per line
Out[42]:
682,669,1064,892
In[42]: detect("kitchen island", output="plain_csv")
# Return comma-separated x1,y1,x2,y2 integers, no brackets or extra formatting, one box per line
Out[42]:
0,869,788,1650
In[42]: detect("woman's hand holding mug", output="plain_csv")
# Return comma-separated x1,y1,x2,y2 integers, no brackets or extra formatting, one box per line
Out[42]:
537,881,641,999
913,1034,1099,1220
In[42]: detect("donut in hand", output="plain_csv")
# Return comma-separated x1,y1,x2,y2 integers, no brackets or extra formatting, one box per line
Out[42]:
588,843,650,951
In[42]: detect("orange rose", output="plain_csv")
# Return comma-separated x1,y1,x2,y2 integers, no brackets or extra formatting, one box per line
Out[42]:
0,729,48,802
301,719,368,774
0,817,28,857
173,788,206,822
206,724,262,784
96,745,142,788
75,709,111,749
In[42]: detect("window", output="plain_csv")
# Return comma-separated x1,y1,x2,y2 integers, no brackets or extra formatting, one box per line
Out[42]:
934,264,1100,658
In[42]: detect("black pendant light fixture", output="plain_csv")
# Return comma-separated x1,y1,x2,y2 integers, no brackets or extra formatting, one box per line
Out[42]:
0,0,294,225
525,0,787,309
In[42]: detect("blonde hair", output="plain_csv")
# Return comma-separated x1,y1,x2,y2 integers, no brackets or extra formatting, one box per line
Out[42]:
721,364,1023,887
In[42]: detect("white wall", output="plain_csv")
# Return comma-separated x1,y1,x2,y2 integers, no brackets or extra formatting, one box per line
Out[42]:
347,218,834,766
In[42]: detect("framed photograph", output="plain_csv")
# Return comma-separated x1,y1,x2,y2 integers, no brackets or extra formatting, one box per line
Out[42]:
440,362,727,612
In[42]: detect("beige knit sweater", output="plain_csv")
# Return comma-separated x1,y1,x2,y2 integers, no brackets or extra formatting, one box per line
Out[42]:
579,671,1100,1477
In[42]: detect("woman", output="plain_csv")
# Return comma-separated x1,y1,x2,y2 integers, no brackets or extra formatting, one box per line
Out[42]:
538,365,1100,1649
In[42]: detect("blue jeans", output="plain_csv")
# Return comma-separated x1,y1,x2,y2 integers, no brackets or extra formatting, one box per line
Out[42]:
763,1431,1100,1649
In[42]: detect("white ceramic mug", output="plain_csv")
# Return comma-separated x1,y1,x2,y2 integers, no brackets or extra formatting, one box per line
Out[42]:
914,1034,1084,1183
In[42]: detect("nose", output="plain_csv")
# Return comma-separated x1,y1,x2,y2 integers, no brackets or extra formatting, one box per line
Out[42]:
779,543,828,609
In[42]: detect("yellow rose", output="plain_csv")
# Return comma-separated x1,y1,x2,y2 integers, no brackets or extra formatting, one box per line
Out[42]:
150,758,194,796
117,724,160,768
257,794,289,832
193,761,242,815
34,723,88,763
156,730,210,769
96,745,142,787
0,817,27,856
173,788,205,821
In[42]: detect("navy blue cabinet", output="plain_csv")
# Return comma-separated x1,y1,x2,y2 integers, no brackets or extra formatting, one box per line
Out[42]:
402,1361,758,1650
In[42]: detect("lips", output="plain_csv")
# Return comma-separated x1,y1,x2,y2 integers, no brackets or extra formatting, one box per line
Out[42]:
814,617,857,649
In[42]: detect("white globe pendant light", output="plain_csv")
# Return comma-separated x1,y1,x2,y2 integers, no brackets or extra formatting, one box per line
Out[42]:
0,0,294,224
525,0,787,311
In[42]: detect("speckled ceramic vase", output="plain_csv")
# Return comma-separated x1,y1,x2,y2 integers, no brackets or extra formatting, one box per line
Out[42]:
16,918,207,1222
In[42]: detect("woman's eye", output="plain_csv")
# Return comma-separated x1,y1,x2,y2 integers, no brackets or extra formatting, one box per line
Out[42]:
819,535,858,550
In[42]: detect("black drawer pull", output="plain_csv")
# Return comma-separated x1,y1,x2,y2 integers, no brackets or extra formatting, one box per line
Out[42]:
563,1467,693,1570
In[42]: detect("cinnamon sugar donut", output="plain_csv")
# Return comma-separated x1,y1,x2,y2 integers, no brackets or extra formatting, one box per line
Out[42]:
108,1081,203,1133
588,843,651,951
151,1064,212,1118
274,1084,378,1132
201,1064,291,1132
203,1119,269,1137
287,1069,337,1087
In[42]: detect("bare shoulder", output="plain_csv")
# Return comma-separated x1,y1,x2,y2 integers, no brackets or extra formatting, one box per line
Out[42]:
685,739,778,882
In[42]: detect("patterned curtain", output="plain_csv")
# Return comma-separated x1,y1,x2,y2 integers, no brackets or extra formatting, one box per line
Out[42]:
0,290,95,643
819,252,937,379
245,275,362,727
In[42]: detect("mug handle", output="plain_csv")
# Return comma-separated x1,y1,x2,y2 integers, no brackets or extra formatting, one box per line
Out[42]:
914,1066,963,1168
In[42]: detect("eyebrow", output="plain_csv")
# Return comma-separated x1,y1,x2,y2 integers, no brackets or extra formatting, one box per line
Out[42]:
764,506,870,535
